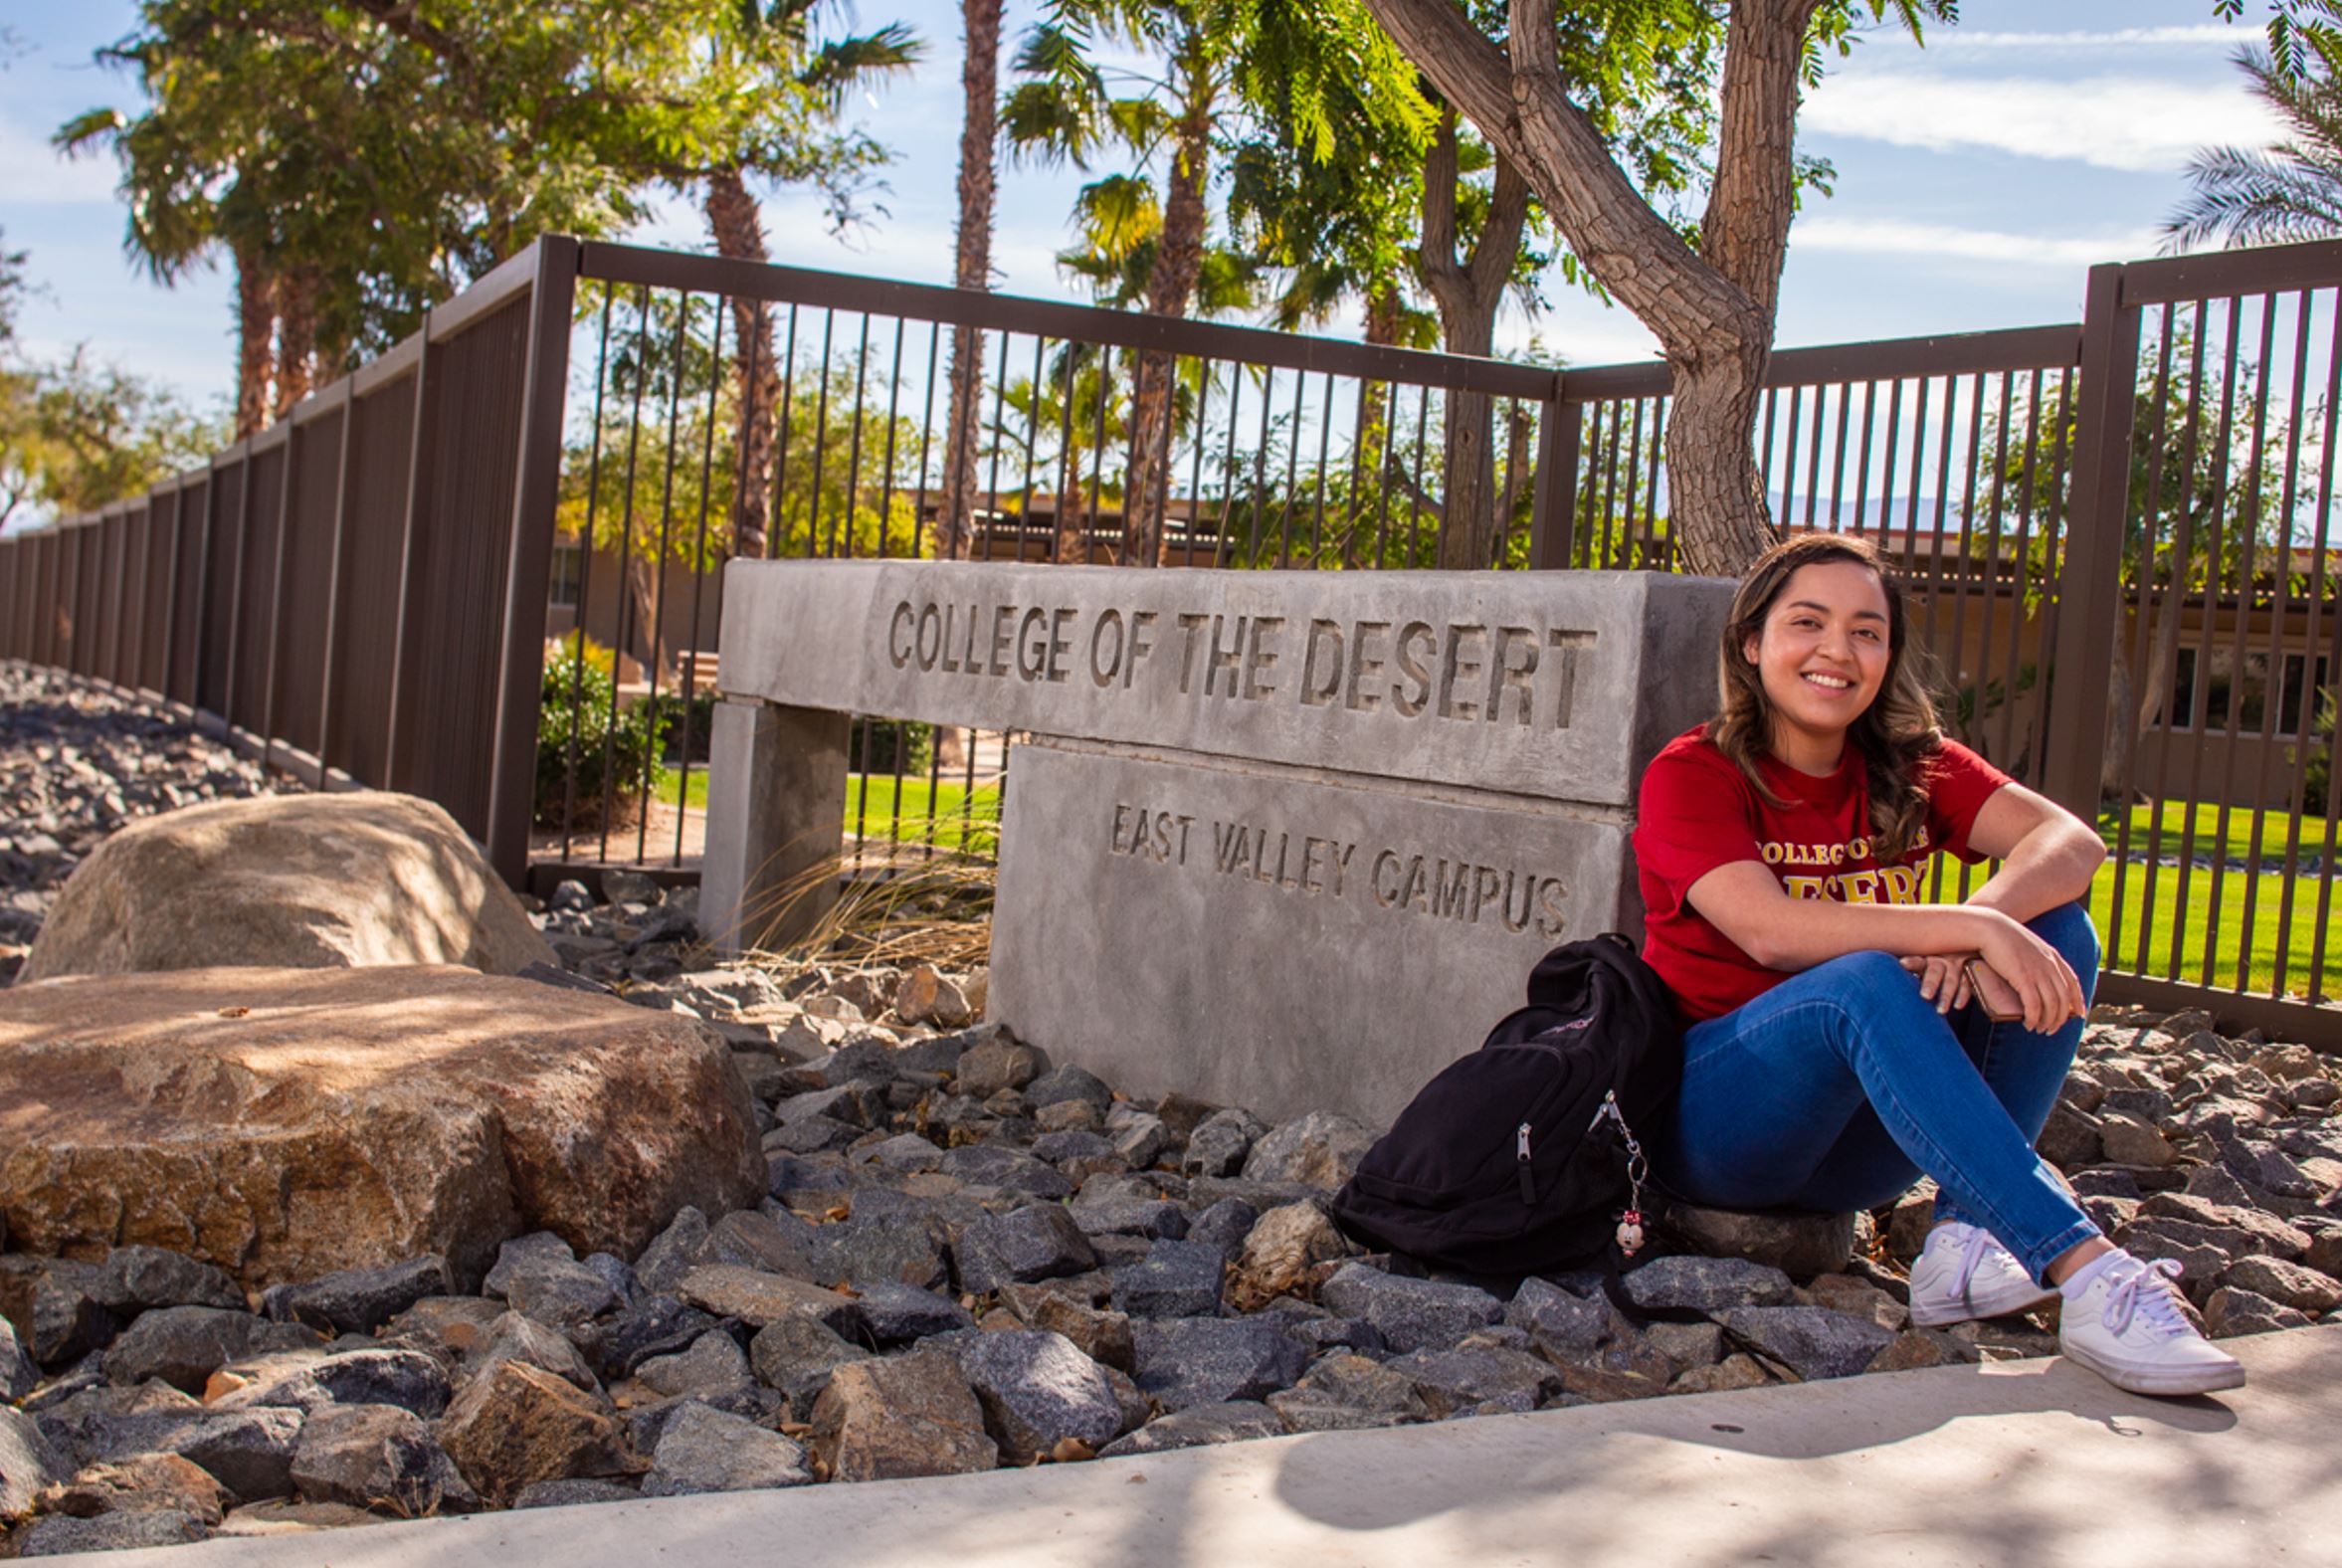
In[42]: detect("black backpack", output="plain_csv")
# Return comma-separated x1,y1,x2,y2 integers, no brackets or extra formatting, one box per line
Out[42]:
1330,933,1684,1277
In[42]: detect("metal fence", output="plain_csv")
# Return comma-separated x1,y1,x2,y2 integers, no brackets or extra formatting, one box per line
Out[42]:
3,234,2338,1044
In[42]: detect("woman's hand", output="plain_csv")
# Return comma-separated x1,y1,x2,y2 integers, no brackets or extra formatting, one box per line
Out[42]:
1898,951,1975,1015
1973,910,2088,1034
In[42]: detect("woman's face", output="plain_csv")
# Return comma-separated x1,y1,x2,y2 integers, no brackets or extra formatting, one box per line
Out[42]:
1741,559,1892,751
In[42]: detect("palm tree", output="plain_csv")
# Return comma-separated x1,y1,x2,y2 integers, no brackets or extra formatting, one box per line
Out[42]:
2167,31,2342,250
939,0,1006,562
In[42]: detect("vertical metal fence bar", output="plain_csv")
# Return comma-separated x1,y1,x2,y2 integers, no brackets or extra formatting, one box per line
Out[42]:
260,420,299,777
675,287,728,869
635,291,695,861
315,381,358,791
598,287,656,862
2273,291,2342,997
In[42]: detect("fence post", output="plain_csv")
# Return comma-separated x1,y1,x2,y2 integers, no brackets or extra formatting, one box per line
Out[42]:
484,237,580,887
2041,263,2141,817
384,319,439,790
314,380,359,787
1528,372,1579,570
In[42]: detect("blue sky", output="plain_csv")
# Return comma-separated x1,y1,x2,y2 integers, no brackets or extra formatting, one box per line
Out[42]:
0,1,2295,414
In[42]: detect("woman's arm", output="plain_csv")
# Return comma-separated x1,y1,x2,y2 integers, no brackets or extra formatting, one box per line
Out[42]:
1957,782,2107,920
1685,861,2087,1033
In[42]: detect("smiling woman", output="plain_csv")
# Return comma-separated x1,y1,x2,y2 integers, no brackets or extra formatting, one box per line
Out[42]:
1630,532,2248,1402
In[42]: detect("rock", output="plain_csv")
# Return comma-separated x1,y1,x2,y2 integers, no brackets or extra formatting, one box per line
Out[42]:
1718,1306,1898,1381
1670,1354,1773,1394
809,1351,997,1481
212,1497,385,1532
580,1254,638,1309
0,965,764,1288
747,1317,870,1419
632,1208,713,1297
263,1258,451,1335
1541,1323,1676,1404
1241,1112,1378,1190
512,1477,638,1509
676,1267,867,1342
471,1311,599,1392
895,965,975,1030
1185,1197,1262,1262
21,794,555,981
855,1282,975,1345
860,1133,947,1175
1504,1277,1616,1360
957,1038,1047,1097
588,1298,718,1381
1318,1264,1504,1354
641,1403,814,1496
1622,1256,1796,1314
1026,1065,1113,1113
2305,1232,2342,1282
493,1254,622,1329
1885,1187,1937,1263
1268,1354,1433,1433
94,1248,245,1314
953,1206,1097,1294
38,1453,226,1526
2138,1194,2312,1262
938,1144,1074,1201
1128,1317,1307,1411
98,1409,306,1502
1805,1273,1910,1332
636,1331,755,1404
2112,1219,2242,1293
435,1360,631,1508
1031,1130,1117,1164
1864,1329,1981,1373
2,1407,64,1522
1108,1113,1171,1170
1229,1202,1353,1310
2098,1110,2180,1168
1386,1347,1564,1418
1662,1205,1856,1278
807,1214,951,1294
1006,1294,1133,1373
2034,1100,2105,1169
1110,1240,1227,1319
697,1210,820,1281
1069,1200,1190,1243
1097,1401,1283,1458
953,1330,1122,1463
101,1308,321,1395
14,1508,210,1555
2203,1286,2313,1338
0,1259,114,1367
290,1405,478,1518
0,1318,31,1403
1644,1320,1725,1369
2218,1256,2342,1314
1183,1108,1270,1179
210,1348,453,1420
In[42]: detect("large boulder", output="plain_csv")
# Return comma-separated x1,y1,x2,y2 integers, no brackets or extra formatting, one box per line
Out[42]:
0,965,765,1287
21,793,554,982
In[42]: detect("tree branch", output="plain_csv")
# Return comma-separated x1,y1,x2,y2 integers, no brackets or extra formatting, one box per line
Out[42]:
1698,0,1824,319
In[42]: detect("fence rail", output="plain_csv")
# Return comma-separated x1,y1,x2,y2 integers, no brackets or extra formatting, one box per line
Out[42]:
3,234,2338,1045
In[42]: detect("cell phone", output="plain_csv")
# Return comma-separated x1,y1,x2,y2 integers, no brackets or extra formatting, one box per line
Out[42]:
1963,958,2027,1024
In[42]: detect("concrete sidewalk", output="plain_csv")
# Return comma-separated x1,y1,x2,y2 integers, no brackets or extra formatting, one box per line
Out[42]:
64,1325,2342,1567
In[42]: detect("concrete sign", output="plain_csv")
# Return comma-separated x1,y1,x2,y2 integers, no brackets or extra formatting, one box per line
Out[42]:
704,560,1731,1123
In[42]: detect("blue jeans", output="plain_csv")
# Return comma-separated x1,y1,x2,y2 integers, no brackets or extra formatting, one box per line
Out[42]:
1654,900,2102,1283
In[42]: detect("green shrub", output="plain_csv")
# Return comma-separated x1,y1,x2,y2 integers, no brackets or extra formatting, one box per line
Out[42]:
536,639,669,830
848,716,935,775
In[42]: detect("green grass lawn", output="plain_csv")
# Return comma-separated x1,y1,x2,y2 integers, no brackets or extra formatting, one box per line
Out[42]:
2090,855,2341,999
657,765,1002,853
2097,800,2336,869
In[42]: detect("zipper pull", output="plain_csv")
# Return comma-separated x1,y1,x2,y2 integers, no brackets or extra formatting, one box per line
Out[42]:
1516,1121,1535,1204
1588,1088,1619,1134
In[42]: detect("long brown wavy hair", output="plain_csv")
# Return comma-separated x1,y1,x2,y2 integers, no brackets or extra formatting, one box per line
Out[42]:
1706,533,1945,860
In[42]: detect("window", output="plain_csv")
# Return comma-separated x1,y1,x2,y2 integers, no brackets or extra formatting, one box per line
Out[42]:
2164,647,2331,736
549,542,583,608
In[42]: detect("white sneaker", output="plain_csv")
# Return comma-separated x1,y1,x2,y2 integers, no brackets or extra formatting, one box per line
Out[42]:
1908,1221,2058,1326
2058,1252,2246,1397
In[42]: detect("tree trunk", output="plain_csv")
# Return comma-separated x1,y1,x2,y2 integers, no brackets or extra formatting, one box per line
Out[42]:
1416,108,1529,570
940,0,1004,562
1359,0,1814,576
624,552,672,688
1122,43,1218,567
705,164,777,560
1340,281,1407,568
1055,435,1089,564
272,269,318,419
234,246,275,439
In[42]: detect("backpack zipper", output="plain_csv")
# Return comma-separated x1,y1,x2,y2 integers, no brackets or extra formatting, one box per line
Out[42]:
1515,1121,1535,1203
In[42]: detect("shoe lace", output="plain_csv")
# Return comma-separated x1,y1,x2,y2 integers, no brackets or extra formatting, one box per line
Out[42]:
2103,1258,2190,1339
1952,1225,1995,1315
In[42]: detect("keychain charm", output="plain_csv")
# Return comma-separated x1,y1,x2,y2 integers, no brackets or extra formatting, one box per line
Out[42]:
1590,1090,1653,1261
1615,1208,1646,1257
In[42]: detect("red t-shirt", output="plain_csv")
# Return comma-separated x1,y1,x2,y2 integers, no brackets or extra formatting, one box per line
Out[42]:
1633,725,2013,1023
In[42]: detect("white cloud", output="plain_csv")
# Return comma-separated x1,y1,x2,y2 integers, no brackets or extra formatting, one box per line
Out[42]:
1790,216,2163,269
0,113,117,204
1802,71,2283,173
